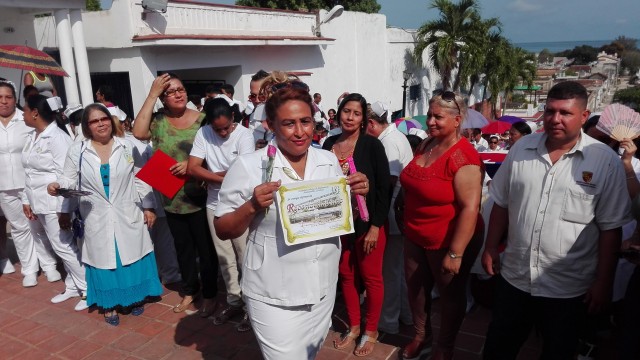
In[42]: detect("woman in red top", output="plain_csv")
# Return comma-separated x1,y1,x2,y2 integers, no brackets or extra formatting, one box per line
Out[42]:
397,90,484,360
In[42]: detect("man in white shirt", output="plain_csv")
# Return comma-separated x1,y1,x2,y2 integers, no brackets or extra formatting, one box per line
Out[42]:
471,128,488,151
247,70,270,147
365,101,414,334
481,81,631,359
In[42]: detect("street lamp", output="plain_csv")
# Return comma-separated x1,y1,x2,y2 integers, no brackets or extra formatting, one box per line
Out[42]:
402,70,411,117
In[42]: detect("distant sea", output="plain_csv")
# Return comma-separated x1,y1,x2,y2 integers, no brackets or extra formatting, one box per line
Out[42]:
515,40,613,54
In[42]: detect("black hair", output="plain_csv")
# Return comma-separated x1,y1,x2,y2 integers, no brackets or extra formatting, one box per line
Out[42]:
472,128,482,136
22,85,37,99
406,134,423,152
25,95,69,135
583,115,600,132
547,81,588,108
251,70,269,82
202,98,235,127
511,121,532,136
337,93,368,134
97,84,115,102
205,84,222,95
221,84,235,97
68,109,83,127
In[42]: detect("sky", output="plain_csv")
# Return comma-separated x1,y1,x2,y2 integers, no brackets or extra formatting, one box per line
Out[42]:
103,0,640,44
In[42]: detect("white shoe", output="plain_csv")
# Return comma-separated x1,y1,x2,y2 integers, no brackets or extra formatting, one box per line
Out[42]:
22,273,38,287
45,269,62,282
74,298,89,311
0,258,15,274
51,290,80,304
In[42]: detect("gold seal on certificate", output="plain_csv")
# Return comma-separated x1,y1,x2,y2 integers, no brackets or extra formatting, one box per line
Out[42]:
276,177,355,245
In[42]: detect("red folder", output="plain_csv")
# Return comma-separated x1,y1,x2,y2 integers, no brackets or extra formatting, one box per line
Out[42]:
135,149,186,199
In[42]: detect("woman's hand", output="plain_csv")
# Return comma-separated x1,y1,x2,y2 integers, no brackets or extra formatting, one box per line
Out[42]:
150,73,171,98
143,209,156,229
170,161,188,177
47,182,61,196
347,172,369,196
362,225,380,255
58,213,71,231
250,180,281,212
620,138,637,165
441,253,462,275
22,204,37,221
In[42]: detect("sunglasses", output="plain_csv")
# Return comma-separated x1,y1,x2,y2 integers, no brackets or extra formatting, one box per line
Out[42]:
88,116,111,126
434,89,461,114
270,80,310,94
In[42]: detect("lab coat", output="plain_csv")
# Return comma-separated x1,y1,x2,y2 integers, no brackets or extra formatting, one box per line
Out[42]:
59,137,155,269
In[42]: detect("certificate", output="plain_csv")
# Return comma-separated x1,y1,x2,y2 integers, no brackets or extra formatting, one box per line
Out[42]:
276,177,354,245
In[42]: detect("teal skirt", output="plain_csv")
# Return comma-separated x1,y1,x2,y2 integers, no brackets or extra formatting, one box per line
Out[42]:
85,242,163,312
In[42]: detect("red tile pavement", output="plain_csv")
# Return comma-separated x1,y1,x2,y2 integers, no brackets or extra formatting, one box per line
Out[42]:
0,255,616,359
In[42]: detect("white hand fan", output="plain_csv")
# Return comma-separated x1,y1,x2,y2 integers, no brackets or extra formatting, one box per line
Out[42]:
596,103,640,141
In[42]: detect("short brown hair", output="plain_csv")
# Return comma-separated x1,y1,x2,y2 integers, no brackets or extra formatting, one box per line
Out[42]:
265,87,314,122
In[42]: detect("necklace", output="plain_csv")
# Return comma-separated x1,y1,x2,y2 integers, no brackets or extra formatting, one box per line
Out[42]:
334,138,356,160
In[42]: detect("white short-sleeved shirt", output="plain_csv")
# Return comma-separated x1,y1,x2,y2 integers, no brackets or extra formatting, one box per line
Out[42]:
22,123,72,214
378,124,413,235
215,146,343,306
0,109,29,191
190,124,254,208
489,131,631,298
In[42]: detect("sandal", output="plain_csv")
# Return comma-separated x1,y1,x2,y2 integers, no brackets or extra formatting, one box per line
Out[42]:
236,312,252,332
402,338,432,360
213,305,243,325
354,331,378,357
131,306,144,316
104,312,120,326
333,329,360,350
173,295,195,313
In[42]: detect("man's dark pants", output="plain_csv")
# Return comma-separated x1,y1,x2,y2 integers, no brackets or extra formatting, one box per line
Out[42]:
483,275,585,360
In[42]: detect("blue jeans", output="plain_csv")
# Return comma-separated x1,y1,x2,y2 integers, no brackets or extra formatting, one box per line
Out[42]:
483,276,585,360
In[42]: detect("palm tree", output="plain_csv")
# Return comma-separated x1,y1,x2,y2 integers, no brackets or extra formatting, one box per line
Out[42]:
459,16,501,93
413,0,482,90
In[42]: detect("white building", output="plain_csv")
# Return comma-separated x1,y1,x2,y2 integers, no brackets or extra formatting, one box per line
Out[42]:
0,0,442,119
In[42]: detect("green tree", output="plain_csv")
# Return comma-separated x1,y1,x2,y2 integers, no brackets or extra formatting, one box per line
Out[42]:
235,0,380,13
556,45,598,65
86,0,101,11
613,87,640,111
614,35,638,52
413,0,491,91
538,48,553,63
621,50,640,75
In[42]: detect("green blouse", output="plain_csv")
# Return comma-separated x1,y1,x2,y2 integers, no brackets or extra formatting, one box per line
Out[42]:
150,112,207,214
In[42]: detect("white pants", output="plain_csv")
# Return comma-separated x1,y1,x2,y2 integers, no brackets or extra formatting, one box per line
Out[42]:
0,189,57,275
29,213,86,294
379,234,413,332
149,216,182,284
206,208,247,307
245,283,336,360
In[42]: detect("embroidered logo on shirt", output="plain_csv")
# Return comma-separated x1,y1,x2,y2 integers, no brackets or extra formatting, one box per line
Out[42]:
582,171,593,184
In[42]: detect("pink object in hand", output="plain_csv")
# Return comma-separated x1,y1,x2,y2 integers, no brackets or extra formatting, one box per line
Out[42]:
347,157,370,222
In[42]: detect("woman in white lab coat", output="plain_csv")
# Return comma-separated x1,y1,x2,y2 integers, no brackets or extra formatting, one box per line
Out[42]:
49,103,163,326
0,81,58,286
21,94,87,311
214,86,370,360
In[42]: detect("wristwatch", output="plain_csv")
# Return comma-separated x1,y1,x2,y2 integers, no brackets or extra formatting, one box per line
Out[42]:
448,250,463,259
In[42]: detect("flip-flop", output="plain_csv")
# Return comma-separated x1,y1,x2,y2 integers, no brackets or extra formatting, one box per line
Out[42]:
131,306,144,316
104,312,120,326
173,296,195,313
354,331,378,357
333,329,360,350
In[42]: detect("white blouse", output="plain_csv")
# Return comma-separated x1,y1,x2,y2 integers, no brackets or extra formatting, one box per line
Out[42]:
21,122,71,214
215,146,343,307
0,109,29,191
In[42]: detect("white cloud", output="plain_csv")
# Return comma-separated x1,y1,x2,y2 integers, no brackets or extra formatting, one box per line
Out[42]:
507,0,542,12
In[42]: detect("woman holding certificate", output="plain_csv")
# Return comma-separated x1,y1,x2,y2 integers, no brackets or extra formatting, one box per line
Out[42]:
398,90,483,360
214,85,369,360
133,73,218,316
322,93,391,357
